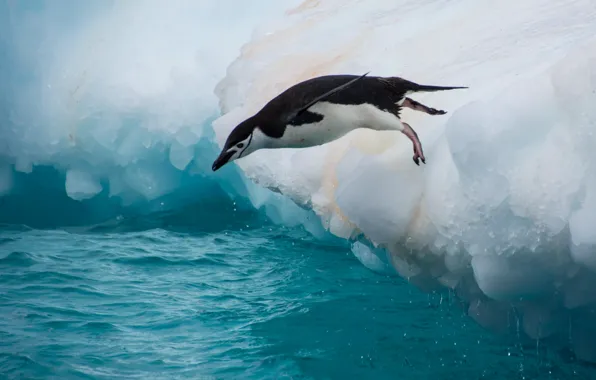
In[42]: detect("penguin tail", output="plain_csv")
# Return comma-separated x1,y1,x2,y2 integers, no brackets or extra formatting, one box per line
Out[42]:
413,84,468,92
379,76,468,95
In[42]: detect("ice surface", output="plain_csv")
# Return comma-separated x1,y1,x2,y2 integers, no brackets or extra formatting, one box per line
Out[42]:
211,0,596,362
0,164,13,196
65,169,103,201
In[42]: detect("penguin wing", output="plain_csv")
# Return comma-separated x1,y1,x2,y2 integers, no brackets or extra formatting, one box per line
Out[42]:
283,72,370,124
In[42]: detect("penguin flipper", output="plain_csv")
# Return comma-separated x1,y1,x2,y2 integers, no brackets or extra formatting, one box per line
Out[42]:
284,72,370,124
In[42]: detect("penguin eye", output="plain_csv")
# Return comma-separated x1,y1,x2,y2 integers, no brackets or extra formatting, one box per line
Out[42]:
237,143,244,148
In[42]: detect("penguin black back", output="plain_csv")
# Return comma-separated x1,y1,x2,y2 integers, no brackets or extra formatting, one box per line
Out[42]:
253,74,467,136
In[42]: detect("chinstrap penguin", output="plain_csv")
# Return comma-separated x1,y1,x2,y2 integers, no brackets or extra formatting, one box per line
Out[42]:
212,73,467,171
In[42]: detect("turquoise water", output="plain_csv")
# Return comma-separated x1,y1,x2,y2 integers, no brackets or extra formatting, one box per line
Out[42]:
1,213,594,379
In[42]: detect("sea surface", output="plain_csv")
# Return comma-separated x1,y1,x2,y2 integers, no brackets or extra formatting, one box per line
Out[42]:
0,214,594,380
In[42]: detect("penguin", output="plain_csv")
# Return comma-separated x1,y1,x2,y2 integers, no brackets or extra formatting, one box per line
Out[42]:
212,72,467,171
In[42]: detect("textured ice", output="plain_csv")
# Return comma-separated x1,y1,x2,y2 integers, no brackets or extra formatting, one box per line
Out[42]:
65,169,103,201
0,0,315,226
212,0,596,362
4,0,596,364
0,164,13,196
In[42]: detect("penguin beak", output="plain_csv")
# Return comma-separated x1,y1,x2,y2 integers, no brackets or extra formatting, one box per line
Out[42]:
212,150,235,171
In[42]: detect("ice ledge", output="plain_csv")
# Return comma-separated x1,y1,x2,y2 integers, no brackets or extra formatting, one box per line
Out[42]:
212,0,596,362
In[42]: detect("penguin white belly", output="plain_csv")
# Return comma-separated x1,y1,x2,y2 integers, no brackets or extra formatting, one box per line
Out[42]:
275,101,405,149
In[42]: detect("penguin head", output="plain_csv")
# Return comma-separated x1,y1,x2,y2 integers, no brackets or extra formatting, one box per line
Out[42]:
212,118,262,171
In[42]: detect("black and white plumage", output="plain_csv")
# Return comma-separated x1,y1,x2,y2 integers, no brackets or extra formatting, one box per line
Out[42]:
212,73,467,171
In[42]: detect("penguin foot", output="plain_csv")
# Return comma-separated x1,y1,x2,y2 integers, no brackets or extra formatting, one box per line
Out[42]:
429,108,447,115
413,154,426,165
403,97,446,116
412,149,426,166
401,122,425,167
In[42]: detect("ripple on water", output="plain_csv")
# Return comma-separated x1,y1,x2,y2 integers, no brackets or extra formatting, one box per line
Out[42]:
112,255,231,268
0,237,18,245
0,251,37,267
0,353,50,378
80,321,122,333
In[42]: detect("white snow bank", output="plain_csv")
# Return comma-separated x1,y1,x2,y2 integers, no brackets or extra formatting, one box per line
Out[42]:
212,0,596,361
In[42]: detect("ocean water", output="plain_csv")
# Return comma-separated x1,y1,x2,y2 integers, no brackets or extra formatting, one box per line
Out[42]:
1,216,595,379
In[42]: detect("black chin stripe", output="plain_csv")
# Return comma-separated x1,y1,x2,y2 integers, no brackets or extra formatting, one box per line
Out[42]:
238,134,253,158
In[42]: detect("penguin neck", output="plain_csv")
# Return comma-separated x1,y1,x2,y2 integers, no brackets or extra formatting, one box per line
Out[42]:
240,113,276,150
249,127,276,152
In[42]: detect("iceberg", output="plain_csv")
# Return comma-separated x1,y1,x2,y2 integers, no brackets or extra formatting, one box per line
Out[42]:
212,0,596,363
2,0,596,364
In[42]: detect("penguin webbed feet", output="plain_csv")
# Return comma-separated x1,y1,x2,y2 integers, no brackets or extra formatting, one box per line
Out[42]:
401,122,426,166
413,152,426,166
428,108,447,115
402,97,446,116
